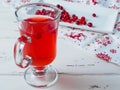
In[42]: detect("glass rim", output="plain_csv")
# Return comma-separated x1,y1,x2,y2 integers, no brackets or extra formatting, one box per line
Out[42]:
15,2,61,23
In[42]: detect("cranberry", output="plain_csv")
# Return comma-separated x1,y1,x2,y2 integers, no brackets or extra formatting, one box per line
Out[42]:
57,4,64,10
80,20,86,25
35,9,53,16
72,14,78,21
35,10,41,15
96,53,111,62
76,17,86,25
92,0,98,5
45,10,51,15
87,22,93,27
60,11,71,22
67,19,73,23
57,4,61,9
60,6,64,10
110,49,117,54
81,16,86,21
61,10,66,14
41,9,46,15
82,20,86,25
76,20,81,25
92,13,97,17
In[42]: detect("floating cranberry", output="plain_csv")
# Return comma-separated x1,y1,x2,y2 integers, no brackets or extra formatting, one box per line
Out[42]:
35,33,42,39
87,22,93,27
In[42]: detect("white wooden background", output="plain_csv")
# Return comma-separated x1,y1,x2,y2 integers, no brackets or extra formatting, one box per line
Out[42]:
0,4,120,90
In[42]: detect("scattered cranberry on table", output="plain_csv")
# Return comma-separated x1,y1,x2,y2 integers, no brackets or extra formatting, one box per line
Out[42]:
35,4,97,28
56,4,96,28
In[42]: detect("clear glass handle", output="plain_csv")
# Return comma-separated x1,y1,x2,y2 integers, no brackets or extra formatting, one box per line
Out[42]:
14,35,32,68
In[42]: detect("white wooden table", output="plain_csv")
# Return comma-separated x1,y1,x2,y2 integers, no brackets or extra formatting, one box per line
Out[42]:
0,4,120,90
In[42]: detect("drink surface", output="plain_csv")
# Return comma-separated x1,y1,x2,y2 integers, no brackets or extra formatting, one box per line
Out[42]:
20,15,58,68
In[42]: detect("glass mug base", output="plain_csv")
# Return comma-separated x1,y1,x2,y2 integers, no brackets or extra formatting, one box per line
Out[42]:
24,66,58,88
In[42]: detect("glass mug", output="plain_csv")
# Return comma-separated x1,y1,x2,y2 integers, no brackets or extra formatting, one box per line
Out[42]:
14,3,61,87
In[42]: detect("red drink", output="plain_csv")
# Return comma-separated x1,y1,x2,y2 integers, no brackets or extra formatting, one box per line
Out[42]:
14,3,61,87
20,15,58,69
